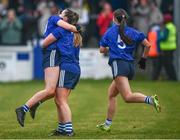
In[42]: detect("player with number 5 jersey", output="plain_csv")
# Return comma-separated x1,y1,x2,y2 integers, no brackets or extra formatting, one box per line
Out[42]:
97,9,161,132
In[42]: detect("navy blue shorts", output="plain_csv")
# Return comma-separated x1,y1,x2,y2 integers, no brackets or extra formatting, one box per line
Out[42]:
42,49,60,69
57,70,80,89
110,59,135,80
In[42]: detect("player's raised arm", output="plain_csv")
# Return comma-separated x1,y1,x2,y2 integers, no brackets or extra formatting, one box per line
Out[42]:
56,9,82,33
57,19,77,32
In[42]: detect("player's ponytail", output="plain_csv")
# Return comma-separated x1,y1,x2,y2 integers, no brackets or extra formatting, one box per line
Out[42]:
64,9,83,47
74,31,83,47
72,12,83,47
113,9,133,46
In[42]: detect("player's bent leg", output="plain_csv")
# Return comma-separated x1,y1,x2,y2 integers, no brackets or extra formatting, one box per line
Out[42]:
27,66,59,119
115,76,161,112
97,80,119,132
29,67,59,107
15,67,59,127
114,76,146,103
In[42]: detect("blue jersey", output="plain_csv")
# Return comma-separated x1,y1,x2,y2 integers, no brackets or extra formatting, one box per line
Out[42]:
52,27,80,74
100,25,146,64
43,15,61,50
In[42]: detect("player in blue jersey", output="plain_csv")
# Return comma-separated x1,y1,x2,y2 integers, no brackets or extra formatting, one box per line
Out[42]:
96,9,161,132
15,9,80,127
41,10,81,136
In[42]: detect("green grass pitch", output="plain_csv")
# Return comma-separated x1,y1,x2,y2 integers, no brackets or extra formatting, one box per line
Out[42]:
0,79,180,139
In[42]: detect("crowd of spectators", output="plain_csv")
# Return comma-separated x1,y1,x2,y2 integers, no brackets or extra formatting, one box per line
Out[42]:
0,0,174,46
0,0,177,80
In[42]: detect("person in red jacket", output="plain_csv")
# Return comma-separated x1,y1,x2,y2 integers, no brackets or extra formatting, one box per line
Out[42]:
96,2,113,37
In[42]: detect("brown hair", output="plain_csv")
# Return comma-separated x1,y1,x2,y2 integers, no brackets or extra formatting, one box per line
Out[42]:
113,9,133,45
64,9,83,47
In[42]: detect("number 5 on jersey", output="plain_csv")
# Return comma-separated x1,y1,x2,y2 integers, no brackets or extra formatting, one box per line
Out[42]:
117,35,126,49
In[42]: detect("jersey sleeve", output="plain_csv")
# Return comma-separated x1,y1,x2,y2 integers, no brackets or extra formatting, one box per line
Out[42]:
99,32,109,47
50,16,61,25
135,31,146,43
52,27,63,39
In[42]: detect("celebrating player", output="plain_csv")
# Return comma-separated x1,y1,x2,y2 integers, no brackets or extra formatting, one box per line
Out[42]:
15,9,80,127
97,9,161,132
42,10,81,136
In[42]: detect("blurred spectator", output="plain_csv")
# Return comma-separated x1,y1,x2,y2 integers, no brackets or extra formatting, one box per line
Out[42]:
54,0,71,9
0,0,8,6
132,0,151,34
0,3,6,21
111,0,129,11
155,14,177,81
129,0,138,25
161,0,173,15
37,1,51,37
19,9,39,44
70,0,90,47
49,1,60,15
96,2,113,37
98,0,106,13
147,25,161,80
0,9,22,45
149,1,163,27
0,0,174,49
71,0,89,26
155,0,162,8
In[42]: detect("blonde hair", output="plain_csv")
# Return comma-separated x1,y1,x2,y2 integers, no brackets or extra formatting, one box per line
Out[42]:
74,32,83,47
64,9,83,47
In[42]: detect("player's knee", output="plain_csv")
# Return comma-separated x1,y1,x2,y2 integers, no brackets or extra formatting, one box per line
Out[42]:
55,100,61,108
123,94,132,103
108,90,117,99
46,87,56,96
54,97,62,106
56,100,66,109
108,93,115,100
55,97,66,106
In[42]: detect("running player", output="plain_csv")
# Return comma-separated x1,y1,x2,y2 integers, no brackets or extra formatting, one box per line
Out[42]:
96,9,161,132
15,9,80,127
42,10,81,136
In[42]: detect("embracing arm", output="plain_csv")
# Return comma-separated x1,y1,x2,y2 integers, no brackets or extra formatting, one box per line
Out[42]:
99,46,109,53
42,34,57,48
57,20,77,32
